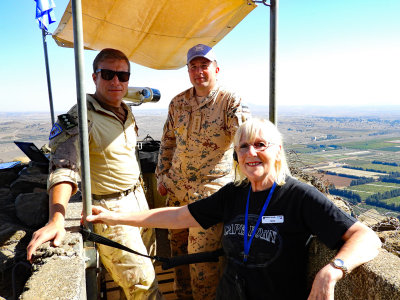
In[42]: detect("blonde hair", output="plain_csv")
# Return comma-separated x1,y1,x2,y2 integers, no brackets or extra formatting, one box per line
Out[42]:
233,118,291,186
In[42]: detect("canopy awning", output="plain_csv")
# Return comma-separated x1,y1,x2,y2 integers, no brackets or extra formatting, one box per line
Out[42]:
52,0,256,70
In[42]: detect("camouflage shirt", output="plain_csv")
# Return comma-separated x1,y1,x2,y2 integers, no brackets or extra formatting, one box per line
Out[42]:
156,85,250,201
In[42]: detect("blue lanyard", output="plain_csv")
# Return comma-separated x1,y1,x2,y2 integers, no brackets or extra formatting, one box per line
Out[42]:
243,182,277,262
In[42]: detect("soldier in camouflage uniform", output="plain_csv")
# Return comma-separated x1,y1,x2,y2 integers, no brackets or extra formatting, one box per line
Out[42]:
27,48,163,300
156,44,250,299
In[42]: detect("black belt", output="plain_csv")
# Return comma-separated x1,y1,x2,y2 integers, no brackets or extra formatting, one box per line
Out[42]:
92,182,140,200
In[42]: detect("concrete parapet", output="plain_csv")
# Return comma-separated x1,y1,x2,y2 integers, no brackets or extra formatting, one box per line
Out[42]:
21,250,86,300
307,238,400,299
20,201,86,300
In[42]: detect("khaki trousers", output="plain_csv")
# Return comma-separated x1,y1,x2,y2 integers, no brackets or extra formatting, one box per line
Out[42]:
93,186,163,300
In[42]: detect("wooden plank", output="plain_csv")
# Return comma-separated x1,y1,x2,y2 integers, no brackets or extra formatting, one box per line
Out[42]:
158,281,174,292
105,289,120,300
103,264,178,299
155,265,177,299
163,292,179,300
157,273,174,281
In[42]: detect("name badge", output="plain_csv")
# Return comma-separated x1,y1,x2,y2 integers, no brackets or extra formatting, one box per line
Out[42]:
262,215,284,224
193,112,201,133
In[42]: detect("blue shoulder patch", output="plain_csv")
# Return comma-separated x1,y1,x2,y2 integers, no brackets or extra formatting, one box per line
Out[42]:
49,122,63,140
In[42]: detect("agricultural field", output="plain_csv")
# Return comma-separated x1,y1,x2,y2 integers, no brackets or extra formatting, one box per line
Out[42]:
383,196,400,206
347,182,400,201
280,112,400,218
317,166,387,179
315,174,353,188
339,138,400,152
352,203,400,218
341,160,400,173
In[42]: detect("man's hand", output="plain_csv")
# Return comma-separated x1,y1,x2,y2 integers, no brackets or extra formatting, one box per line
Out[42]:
27,182,74,261
26,221,66,262
157,182,168,196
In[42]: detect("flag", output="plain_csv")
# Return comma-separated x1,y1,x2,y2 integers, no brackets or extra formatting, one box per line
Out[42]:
35,0,56,31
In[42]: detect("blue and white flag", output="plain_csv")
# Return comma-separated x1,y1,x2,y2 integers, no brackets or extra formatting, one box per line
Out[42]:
35,0,56,31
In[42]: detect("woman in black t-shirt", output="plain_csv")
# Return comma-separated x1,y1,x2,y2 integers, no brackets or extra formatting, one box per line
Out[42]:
87,118,381,300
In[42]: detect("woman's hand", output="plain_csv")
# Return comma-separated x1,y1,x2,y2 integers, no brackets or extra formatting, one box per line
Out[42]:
307,262,343,300
86,205,118,226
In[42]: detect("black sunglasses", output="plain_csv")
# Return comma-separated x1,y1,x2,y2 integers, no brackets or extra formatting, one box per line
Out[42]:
95,69,130,82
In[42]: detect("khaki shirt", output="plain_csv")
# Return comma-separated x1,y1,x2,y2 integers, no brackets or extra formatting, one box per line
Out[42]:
155,85,250,201
48,94,140,195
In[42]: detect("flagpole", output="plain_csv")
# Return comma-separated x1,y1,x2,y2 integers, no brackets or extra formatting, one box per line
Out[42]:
41,28,56,125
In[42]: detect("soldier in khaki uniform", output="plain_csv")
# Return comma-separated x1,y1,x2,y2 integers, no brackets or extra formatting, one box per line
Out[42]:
156,44,250,299
27,48,163,300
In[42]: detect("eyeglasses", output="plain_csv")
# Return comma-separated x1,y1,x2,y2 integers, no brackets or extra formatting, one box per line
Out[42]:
237,141,274,154
95,69,130,82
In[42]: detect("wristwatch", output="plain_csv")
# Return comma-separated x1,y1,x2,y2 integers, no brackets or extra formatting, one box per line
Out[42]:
330,258,348,277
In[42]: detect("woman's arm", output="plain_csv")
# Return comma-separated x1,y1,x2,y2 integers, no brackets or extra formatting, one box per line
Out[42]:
86,205,201,229
308,221,381,300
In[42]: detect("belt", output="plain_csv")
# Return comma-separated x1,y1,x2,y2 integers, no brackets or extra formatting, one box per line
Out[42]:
92,181,141,200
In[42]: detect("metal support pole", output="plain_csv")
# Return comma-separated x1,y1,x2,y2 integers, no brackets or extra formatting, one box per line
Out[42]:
269,0,278,125
71,0,91,232
71,0,97,299
41,28,56,125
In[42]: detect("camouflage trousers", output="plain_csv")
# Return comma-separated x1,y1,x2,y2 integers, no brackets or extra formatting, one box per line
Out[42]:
93,186,163,300
167,192,224,300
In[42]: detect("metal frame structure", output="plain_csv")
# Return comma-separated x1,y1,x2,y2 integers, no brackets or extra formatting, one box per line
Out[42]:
252,0,278,124
66,0,279,298
70,0,97,298
269,0,278,125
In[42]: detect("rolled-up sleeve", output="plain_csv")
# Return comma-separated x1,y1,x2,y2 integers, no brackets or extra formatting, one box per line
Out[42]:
47,167,81,193
155,103,177,186
225,93,251,138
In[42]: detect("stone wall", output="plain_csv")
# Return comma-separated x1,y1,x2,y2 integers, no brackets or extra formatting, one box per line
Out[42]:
1,164,400,299
308,239,400,299
0,161,86,300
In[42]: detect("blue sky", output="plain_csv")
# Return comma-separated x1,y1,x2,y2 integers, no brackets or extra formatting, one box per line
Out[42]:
1,0,399,112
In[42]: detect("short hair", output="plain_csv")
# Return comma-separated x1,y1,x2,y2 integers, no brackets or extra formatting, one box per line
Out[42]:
233,118,291,186
92,48,130,73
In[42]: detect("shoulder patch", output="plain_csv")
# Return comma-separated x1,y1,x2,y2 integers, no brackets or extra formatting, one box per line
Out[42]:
58,114,78,130
49,122,63,140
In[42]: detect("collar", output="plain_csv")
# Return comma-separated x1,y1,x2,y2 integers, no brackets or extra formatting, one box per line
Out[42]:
87,94,134,124
87,94,129,114
188,85,220,110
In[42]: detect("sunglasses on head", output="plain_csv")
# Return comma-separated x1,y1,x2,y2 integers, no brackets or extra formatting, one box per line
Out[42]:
95,69,130,82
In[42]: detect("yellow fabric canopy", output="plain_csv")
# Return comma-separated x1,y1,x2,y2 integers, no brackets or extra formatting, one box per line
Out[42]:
52,0,256,70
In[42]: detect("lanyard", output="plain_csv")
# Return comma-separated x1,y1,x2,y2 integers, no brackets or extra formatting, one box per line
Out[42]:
243,182,277,262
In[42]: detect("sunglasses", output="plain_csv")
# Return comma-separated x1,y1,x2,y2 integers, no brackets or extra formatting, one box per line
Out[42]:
95,69,130,82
